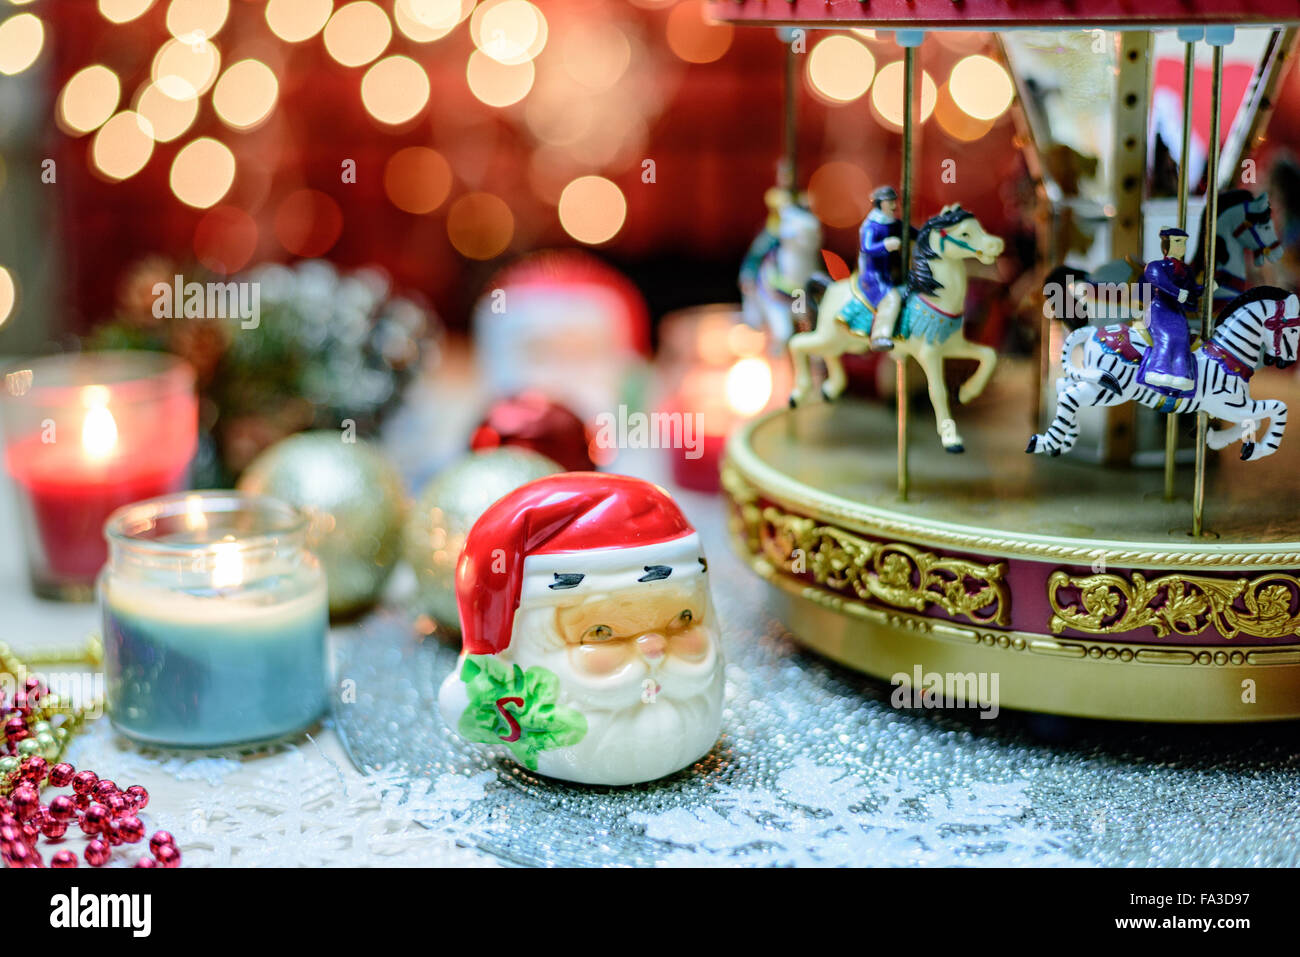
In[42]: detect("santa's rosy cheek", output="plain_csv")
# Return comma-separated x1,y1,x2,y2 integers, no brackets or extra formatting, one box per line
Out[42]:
572,642,629,676
670,627,711,662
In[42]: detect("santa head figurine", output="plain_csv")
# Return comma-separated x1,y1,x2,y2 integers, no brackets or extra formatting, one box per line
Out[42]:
438,472,724,785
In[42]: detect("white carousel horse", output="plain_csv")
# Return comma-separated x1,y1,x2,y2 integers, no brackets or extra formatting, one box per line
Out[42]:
1029,286,1300,462
788,204,1005,453
741,203,824,347
1192,189,1280,307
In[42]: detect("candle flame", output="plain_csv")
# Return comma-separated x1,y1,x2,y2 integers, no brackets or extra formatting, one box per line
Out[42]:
80,388,118,461
184,493,208,534
724,357,773,417
211,538,244,589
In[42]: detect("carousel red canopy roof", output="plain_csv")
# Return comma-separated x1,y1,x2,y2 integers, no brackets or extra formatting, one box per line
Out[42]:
706,0,1300,29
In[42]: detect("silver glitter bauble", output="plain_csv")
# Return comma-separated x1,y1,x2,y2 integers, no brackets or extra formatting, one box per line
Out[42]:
238,431,407,617
403,448,561,629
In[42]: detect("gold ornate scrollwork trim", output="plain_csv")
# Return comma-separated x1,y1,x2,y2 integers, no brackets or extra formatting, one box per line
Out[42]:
724,467,1010,627
1048,570,1300,640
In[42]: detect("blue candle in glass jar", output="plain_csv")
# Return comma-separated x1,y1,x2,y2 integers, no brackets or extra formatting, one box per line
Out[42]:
99,491,329,749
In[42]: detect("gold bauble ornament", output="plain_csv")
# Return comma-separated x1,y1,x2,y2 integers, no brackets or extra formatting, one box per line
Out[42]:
403,448,562,630
238,431,408,617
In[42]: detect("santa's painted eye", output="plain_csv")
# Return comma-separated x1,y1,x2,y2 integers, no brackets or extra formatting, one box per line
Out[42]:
678,609,694,624
584,625,614,642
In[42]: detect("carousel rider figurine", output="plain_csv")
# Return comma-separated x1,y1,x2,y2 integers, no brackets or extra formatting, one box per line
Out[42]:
1137,226,1203,395
738,175,797,328
857,186,913,351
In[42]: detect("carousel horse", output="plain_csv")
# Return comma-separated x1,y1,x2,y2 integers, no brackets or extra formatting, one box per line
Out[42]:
1043,190,1280,327
741,203,824,348
1191,189,1280,307
788,204,1005,453
1028,286,1300,462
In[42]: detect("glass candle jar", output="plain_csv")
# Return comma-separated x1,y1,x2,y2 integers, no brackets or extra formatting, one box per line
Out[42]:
655,305,790,492
99,491,329,749
0,351,197,600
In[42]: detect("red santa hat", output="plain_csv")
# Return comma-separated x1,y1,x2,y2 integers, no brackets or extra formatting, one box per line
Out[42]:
456,472,704,656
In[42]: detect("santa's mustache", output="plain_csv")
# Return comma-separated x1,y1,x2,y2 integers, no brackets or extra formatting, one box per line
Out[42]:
557,641,719,712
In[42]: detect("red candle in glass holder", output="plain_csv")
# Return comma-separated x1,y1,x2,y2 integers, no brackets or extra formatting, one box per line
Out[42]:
1,352,197,599
667,356,778,493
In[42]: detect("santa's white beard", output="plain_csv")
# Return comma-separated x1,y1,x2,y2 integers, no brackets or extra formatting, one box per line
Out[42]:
504,606,724,786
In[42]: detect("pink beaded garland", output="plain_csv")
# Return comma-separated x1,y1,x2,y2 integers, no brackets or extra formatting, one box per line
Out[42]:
84,839,110,867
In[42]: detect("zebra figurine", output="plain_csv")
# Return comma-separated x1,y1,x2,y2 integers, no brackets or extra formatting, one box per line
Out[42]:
1028,286,1300,462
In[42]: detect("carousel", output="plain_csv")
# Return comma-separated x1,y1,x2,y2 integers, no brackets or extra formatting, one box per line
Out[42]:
716,1,1300,721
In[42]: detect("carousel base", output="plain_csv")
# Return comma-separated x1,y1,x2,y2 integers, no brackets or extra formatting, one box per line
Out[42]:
722,360,1300,722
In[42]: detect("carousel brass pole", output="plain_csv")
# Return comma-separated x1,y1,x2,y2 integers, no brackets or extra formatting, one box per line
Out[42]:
1194,31,1230,537
1166,33,1199,501
896,31,923,502
782,35,798,190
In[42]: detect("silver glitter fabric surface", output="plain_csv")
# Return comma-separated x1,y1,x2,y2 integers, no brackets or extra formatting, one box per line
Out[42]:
333,490,1300,867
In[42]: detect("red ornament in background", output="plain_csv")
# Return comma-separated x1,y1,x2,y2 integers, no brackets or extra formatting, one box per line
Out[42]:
470,392,596,473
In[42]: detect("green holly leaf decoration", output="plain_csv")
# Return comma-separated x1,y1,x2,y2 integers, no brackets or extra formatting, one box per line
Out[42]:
457,655,588,770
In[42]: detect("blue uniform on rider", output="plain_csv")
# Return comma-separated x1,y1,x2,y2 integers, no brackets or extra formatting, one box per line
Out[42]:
1137,227,1201,396
855,186,917,351
858,210,905,308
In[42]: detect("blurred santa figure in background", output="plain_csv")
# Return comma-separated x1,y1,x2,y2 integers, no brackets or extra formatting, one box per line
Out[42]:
439,472,724,786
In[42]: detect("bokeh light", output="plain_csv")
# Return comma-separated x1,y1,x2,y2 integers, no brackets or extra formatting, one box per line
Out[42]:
213,59,279,131
808,160,873,228
170,137,235,208
0,266,14,328
466,50,533,107
152,37,221,99
870,60,937,128
948,54,1014,121
562,21,630,92
165,0,228,42
91,111,155,181
323,1,392,68
935,81,995,142
136,80,199,142
98,0,156,24
384,146,452,214
558,175,626,245
264,0,331,42
58,66,120,136
446,192,513,259
0,13,43,76
361,55,430,125
725,357,774,417
471,0,547,66
394,0,473,43
665,0,731,64
194,205,258,274
806,35,876,104
275,189,344,257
